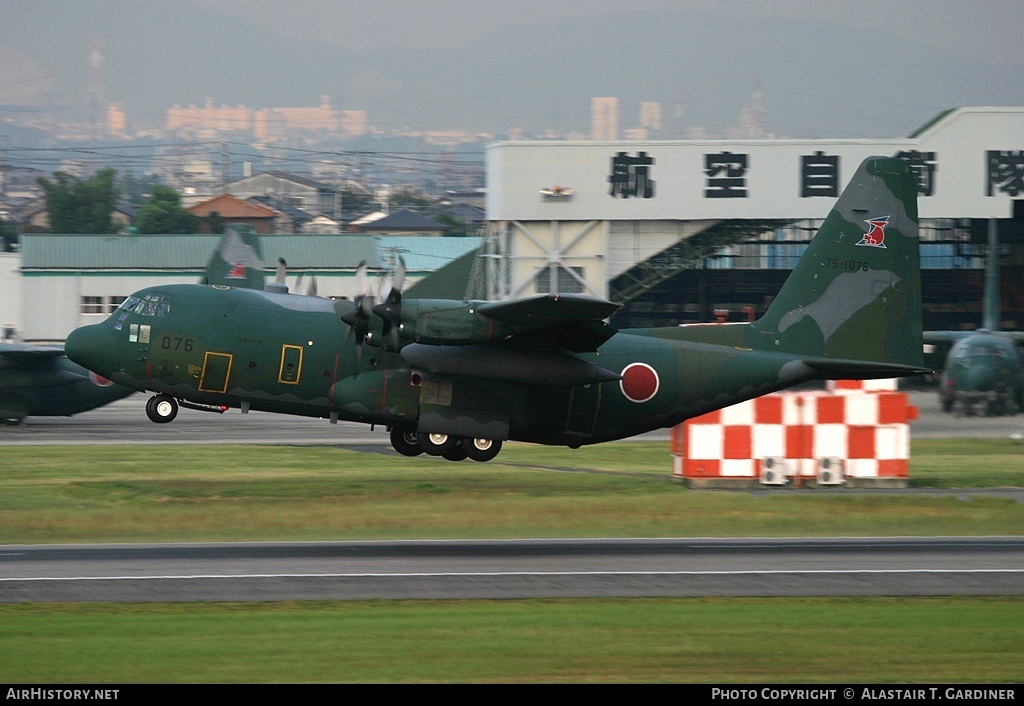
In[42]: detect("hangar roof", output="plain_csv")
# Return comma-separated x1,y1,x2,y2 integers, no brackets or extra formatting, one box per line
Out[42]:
19,234,481,274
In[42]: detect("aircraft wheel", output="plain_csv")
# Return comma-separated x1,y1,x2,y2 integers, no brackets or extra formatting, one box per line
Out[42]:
146,394,178,423
464,437,502,462
442,442,468,461
390,427,423,457
417,432,457,456
0,417,24,426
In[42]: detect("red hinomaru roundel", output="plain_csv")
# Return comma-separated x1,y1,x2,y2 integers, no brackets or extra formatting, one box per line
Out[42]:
620,362,659,403
89,371,113,387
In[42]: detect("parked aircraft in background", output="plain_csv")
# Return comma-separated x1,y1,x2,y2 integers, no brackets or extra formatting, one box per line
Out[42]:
0,343,135,425
925,220,1024,415
0,226,273,427
65,156,929,462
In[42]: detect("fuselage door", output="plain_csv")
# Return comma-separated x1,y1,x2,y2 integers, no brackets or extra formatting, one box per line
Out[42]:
199,352,233,393
278,344,303,385
564,383,602,438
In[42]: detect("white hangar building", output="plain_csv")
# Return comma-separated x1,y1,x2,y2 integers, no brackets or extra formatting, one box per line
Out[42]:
11,235,481,343
485,107,1024,328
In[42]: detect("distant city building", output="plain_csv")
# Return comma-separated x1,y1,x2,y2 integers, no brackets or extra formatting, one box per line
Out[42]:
639,102,662,132
591,97,618,141
223,171,341,220
167,96,367,140
106,104,127,137
359,209,447,237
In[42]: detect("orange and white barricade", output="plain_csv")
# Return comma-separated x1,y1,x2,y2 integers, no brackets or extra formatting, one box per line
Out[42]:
670,380,916,488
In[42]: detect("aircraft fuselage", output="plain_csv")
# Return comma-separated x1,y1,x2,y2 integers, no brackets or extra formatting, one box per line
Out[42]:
67,283,819,446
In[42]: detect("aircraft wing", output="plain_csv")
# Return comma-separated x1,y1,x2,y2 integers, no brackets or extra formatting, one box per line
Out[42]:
389,293,622,382
925,330,1024,344
476,293,620,326
923,331,972,343
476,293,621,353
0,344,67,368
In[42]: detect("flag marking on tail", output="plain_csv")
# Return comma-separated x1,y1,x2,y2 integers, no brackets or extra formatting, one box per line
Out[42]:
857,216,890,248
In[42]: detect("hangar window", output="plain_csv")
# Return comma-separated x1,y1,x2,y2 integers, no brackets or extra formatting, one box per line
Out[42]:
536,265,585,294
81,296,105,314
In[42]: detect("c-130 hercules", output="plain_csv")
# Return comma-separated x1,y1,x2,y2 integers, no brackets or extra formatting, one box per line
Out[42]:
65,156,929,462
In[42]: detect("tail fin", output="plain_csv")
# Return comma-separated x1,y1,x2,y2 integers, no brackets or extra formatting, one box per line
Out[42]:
201,225,266,289
752,156,924,371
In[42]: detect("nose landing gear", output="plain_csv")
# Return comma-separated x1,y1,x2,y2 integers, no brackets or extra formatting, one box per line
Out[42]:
145,394,178,423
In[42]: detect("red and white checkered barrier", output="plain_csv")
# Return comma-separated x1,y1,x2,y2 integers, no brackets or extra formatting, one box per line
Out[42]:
670,380,917,487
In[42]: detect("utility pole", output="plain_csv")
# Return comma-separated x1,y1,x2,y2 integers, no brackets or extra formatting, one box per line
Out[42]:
221,142,230,189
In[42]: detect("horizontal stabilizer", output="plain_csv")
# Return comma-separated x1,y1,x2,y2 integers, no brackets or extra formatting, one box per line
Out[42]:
803,357,934,379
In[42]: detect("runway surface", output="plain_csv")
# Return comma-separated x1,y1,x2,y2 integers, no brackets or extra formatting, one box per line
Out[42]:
2,389,1022,603
2,390,1023,446
2,537,1022,603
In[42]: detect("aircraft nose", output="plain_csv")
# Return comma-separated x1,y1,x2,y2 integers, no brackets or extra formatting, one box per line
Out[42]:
964,364,998,392
65,323,118,377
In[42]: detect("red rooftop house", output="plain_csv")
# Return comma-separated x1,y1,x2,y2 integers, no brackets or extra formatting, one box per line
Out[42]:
188,194,279,234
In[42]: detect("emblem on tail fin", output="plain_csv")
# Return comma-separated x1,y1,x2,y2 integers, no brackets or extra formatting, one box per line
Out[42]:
857,216,890,248
228,261,247,279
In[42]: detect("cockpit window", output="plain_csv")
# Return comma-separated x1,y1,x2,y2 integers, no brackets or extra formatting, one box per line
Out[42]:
118,296,140,312
120,293,171,318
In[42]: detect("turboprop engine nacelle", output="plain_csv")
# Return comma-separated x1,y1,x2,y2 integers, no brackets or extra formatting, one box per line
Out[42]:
394,300,517,346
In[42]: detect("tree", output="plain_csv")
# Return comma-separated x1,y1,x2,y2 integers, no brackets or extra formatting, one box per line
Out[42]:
133,185,200,234
432,212,471,237
202,211,226,235
389,188,433,212
0,218,16,252
37,168,119,233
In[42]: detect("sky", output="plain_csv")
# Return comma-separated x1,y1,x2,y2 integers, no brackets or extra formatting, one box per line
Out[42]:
190,0,1023,62
1,0,1022,139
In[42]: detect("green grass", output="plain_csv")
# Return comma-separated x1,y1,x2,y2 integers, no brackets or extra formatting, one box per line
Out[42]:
1,441,1023,544
1,598,1021,683
1,442,1022,684
907,438,1024,487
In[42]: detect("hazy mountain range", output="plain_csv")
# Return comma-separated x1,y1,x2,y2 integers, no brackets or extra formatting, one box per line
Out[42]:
2,0,1023,139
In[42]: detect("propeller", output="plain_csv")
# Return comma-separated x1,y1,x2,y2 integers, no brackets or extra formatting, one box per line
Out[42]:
264,257,290,294
373,256,405,351
338,261,376,369
295,272,319,297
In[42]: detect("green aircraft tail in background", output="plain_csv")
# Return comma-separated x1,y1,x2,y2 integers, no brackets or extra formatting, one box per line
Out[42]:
200,225,266,290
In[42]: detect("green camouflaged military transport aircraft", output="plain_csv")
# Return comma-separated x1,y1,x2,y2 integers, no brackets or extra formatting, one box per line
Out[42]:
65,156,929,462
0,344,135,425
925,220,1024,416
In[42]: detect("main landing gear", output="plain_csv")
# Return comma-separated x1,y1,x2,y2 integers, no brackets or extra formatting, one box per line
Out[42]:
389,427,502,462
145,394,178,423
